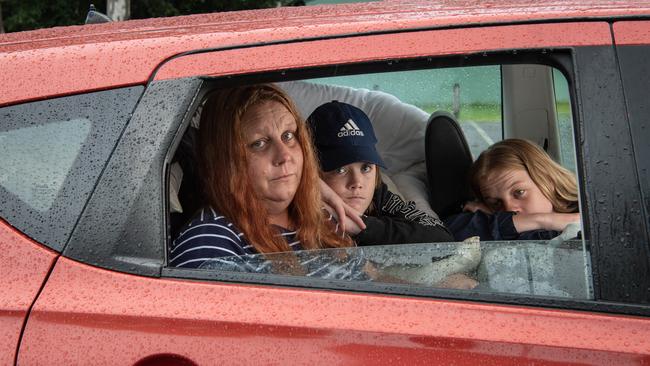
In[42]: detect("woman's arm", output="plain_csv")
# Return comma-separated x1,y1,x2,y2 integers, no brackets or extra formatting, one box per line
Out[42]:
322,202,364,235
320,179,366,232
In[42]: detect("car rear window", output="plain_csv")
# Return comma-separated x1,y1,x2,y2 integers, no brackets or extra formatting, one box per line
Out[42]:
1,118,91,212
0,86,143,251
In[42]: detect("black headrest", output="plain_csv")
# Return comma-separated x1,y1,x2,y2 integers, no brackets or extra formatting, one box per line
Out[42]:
425,112,474,218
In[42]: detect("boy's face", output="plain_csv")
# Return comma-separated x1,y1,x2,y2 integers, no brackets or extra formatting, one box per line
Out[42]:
322,162,377,213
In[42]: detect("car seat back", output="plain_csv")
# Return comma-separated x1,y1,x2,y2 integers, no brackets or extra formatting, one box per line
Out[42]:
425,111,474,218
169,113,202,240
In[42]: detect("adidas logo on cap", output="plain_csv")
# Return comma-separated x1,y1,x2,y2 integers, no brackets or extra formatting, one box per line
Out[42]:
337,119,365,137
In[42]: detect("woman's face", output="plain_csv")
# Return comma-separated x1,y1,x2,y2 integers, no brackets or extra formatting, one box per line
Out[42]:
481,168,553,214
241,100,303,213
322,162,377,213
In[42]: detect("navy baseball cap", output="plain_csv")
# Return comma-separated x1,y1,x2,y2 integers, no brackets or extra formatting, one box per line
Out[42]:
307,101,386,172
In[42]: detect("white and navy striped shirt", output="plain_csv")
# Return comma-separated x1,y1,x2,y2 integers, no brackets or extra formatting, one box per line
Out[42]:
170,207,369,281
169,207,302,268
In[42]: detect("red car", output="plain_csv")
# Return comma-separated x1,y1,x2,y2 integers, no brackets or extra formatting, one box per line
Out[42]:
2,1,650,364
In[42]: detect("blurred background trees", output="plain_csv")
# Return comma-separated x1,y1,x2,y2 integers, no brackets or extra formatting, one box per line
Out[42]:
0,0,302,33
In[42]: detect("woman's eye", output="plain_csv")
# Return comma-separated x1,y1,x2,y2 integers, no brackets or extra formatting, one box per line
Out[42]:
336,167,347,175
282,131,295,142
250,139,267,150
514,189,526,198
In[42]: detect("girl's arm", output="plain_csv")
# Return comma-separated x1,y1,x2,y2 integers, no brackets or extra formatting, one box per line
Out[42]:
462,200,580,233
512,212,581,232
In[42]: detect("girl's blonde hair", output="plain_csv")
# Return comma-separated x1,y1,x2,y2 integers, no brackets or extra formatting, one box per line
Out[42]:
469,138,578,213
197,84,352,253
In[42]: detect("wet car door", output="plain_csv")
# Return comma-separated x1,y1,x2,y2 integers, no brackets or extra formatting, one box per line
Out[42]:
0,224,56,365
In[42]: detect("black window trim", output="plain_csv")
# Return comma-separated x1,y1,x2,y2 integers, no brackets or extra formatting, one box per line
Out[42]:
0,86,145,252
159,48,648,314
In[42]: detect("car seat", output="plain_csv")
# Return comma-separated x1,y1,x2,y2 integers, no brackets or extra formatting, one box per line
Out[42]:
169,113,202,240
425,111,474,219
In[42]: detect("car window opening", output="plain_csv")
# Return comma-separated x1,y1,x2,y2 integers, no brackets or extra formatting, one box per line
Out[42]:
166,62,591,300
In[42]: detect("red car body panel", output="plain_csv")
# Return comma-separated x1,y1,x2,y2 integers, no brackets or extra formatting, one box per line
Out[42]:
19,257,650,364
155,22,611,81
2,1,650,364
2,0,650,106
613,20,650,45
0,221,57,365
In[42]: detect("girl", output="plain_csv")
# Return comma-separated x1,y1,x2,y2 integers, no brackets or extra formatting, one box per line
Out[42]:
445,138,580,241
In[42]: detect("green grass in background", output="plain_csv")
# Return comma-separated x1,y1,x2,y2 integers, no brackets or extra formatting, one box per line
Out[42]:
556,101,571,121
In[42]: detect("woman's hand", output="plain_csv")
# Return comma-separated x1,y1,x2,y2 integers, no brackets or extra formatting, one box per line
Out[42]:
463,200,493,214
322,203,364,235
320,179,366,232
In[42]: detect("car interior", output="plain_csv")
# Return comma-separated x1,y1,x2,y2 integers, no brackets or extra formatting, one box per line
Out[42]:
166,61,591,299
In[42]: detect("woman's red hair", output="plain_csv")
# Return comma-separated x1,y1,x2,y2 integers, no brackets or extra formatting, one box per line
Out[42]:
197,84,352,253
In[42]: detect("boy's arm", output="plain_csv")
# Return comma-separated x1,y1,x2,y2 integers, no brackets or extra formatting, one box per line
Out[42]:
353,185,453,245
355,214,453,245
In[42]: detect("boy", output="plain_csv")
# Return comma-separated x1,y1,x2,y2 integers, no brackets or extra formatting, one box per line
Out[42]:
308,101,454,245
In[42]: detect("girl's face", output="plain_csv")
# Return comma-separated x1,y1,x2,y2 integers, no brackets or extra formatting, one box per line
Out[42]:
481,168,553,214
323,162,377,213
241,100,304,211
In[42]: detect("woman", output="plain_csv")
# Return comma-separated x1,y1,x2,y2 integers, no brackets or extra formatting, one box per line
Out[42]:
308,100,454,245
445,138,580,241
169,84,352,269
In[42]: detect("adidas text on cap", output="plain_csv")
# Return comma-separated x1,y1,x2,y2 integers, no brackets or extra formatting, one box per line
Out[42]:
307,100,385,172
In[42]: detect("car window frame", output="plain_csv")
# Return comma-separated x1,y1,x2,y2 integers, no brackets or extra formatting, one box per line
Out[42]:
613,21,650,304
161,52,648,314
55,23,650,314
62,78,204,276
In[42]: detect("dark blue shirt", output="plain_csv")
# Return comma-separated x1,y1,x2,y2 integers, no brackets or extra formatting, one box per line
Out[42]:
444,211,560,241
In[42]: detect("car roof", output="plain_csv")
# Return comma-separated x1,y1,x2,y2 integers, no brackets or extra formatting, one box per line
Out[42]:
1,0,650,106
